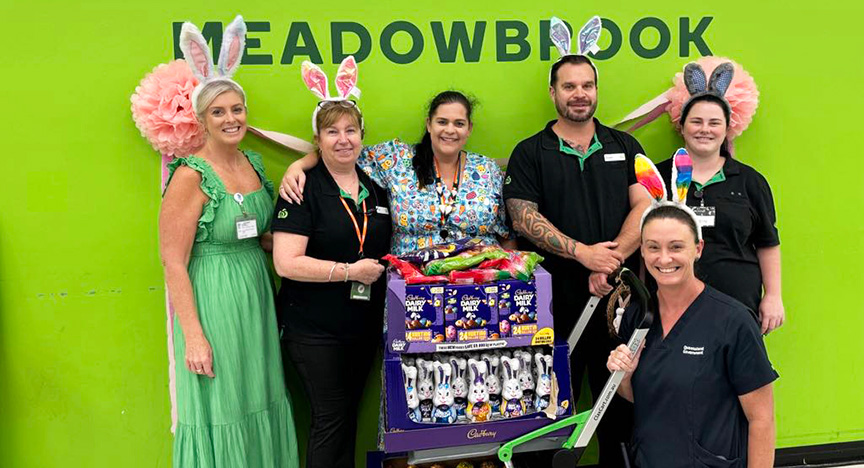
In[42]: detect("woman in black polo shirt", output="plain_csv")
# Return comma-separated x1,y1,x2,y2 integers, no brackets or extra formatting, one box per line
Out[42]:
608,201,777,468
657,61,784,335
271,99,392,468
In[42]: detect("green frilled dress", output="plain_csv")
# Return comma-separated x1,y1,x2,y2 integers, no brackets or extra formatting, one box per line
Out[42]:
166,151,298,468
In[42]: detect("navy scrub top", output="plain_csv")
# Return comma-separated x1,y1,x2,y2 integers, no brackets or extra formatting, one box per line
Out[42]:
618,286,778,468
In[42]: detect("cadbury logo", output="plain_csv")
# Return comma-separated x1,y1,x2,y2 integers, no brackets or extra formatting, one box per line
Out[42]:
467,429,498,440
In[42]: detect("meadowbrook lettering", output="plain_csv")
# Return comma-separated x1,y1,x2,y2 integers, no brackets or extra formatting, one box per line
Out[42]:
172,17,713,65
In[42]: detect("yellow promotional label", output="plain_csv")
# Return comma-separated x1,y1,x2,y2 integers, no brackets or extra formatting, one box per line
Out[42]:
531,327,554,346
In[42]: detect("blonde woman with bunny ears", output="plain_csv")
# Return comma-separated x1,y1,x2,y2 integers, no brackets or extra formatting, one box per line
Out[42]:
159,16,298,467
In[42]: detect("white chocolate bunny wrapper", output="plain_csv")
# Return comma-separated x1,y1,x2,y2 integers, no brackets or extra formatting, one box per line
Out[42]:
533,353,553,411
501,356,526,418
516,350,536,413
449,357,469,421
415,359,435,423
432,361,457,424
402,363,422,423
466,359,492,423
179,15,246,110
481,353,503,416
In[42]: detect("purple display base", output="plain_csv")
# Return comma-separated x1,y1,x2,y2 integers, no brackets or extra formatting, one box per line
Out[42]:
382,342,573,453
385,266,553,356
382,415,571,453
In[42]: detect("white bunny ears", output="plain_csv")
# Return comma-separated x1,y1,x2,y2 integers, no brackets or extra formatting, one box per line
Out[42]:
548,16,602,84
179,15,247,110
301,56,363,134
550,16,602,58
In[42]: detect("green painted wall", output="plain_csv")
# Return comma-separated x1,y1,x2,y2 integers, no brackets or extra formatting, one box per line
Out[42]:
2,1,862,466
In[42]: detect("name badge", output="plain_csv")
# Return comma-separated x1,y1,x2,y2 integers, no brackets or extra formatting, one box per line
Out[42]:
604,153,625,162
376,206,390,215
350,281,371,301
235,214,258,239
692,206,715,228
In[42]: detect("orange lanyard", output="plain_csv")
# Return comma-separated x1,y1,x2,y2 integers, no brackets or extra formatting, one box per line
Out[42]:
433,153,462,227
339,198,368,256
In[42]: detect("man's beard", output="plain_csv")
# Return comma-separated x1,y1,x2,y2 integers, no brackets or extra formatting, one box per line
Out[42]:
555,98,597,123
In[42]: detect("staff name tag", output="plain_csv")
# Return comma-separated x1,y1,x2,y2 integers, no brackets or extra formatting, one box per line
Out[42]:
376,206,390,215
692,206,715,228
604,153,626,162
235,214,258,239
350,281,371,301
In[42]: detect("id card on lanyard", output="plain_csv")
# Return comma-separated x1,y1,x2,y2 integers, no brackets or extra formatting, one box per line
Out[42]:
340,197,371,301
233,193,258,239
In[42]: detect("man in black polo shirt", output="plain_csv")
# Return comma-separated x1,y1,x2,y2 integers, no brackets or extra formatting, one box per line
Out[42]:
503,54,651,466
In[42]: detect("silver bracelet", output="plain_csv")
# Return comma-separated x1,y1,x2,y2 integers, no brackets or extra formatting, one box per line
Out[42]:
327,262,339,282
343,263,350,282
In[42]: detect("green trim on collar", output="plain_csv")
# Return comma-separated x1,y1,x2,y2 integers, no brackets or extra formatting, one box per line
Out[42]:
339,180,369,206
558,134,603,170
693,168,726,190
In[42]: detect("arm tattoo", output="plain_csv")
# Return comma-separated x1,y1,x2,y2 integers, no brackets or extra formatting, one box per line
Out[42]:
506,198,579,260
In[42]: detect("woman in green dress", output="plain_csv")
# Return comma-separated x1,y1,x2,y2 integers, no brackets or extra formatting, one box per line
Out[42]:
157,18,298,467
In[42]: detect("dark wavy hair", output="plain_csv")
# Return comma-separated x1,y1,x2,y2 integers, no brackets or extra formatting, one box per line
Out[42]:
680,94,732,157
413,91,475,189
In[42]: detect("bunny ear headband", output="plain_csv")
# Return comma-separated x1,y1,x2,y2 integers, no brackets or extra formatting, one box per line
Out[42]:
681,61,734,119
549,15,602,80
615,57,759,145
301,55,363,134
179,15,247,110
635,149,702,241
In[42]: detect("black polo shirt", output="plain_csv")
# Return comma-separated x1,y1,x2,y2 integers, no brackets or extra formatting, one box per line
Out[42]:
271,163,392,343
618,286,778,468
657,157,779,313
503,119,644,335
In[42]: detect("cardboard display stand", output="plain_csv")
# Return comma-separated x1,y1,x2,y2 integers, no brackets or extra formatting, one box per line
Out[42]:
378,266,573,458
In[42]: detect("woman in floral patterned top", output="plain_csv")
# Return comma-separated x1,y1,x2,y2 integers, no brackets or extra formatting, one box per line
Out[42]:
280,91,515,255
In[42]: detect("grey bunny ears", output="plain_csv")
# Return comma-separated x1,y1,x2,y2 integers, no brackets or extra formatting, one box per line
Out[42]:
682,62,734,115
179,15,247,109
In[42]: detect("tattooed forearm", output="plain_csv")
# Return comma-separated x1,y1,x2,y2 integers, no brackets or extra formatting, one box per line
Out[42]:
506,198,581,261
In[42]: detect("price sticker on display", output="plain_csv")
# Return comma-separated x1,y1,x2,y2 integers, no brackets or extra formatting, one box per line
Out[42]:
350,281,371,301
692,205,716,228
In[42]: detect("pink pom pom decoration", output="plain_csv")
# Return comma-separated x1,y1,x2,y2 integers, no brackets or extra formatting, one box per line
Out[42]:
131,60,204,157
665,57,759,140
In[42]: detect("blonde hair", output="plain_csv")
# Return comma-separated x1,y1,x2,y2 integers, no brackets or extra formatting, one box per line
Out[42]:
194,80,246,121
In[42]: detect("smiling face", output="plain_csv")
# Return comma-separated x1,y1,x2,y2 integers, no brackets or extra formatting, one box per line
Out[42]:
426,102,472,158
681,100,728,158
641,216,704,288
315,113,362,168
550,62,598,123
203,91,246,146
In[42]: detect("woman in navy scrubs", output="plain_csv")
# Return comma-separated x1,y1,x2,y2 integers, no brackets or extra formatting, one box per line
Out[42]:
608,204,777,468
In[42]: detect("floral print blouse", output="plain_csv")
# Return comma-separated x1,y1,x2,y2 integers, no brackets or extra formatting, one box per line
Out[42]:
358,138,512,256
